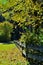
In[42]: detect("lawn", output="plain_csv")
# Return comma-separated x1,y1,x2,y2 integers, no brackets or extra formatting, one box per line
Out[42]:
0,43,29,65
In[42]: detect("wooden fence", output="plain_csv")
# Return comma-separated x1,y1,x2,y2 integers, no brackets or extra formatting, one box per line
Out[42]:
13,40,43,62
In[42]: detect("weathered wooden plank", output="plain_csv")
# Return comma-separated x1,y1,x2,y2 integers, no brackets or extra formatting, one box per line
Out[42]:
14,40,43,52
14,40,26,48
22,51,43,61
13,40,43,62
28,44,43,53
28,53,43,61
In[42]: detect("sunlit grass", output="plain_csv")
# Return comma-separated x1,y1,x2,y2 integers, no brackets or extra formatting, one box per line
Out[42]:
0,43,28,65
0,44,16,51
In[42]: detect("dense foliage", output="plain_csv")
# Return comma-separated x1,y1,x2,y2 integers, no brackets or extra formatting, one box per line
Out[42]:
0,0,43,45
0,0,43,65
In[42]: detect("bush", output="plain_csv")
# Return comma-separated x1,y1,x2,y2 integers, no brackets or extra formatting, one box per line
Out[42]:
0,21,13,42
20,31,40,45
19,31,33,44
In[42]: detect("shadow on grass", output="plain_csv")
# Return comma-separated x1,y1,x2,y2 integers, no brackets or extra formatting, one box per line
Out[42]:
0,41,13,44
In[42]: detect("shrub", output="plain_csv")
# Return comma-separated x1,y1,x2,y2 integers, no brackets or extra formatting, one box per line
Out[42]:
19,31,33,44
20,31,40,45
0,21,13,42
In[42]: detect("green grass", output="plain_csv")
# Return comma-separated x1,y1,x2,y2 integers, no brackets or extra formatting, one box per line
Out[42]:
0,43,16,51
0,43,29,65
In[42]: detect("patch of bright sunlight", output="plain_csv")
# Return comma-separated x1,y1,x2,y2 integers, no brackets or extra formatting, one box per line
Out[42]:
0,0,8,4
